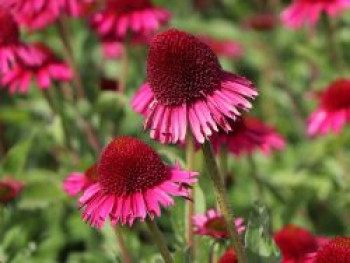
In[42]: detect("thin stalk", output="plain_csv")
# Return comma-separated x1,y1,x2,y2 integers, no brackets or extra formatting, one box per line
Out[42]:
219,147,228,186
56,17,85,99
202,141,247,263
146,219,174,263
325,16,343,71
185,133,195,259
119,43,129,94
114,227,133,263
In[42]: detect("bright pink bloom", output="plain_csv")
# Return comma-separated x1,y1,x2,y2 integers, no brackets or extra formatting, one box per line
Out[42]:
1,43,72,94
79,137,198,228
131,29,257,144
219,247,238,263
0,6,20,73
199,36,244,59
192,209,245,239
210,116,285,156
63,165,97,197
274,224,319,263
281,0,350,29
314,237,350,263
0,178,23,204
308,79,350,136
90,0,171,40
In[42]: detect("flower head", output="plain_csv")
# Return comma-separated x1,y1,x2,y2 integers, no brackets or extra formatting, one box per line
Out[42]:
192,209,245,239
90,0,171,40
0,178,23,204
219,247,238,263
0,6,20,72
308,79,350,136
131,29,257,144
244,13,277,31
274,224,318,262
210,116,285,156
1,43,72,94
79,137,198,228
63,165,97,197
314,237,350,263
281,0,350,29
199,36,244,59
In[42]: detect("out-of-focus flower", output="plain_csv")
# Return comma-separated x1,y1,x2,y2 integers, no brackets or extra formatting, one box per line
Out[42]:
193,209,245,239
308,79,350,136
244,13,277,31
210,116,285,156
63,165,97,197
100,77,119,91
281,0,350,29
1,43,72,94
0,178,23,204
8,0,96,30
219,247,238,263
0,6,21,73
79,137,198,228
274,224,319,263
131,29,257,144
313,237,350,263
90,0,171,41
199,36,244,59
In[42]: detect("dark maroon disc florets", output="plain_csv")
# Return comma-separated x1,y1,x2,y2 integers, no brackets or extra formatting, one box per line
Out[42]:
321,79,350,112
0,7,19,46
107,0,152,15
97,137,170,195
147,28,223,106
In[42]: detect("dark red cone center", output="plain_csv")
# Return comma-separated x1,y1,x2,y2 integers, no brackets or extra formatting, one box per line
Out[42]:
321,79,350,112
147,29,223,106
107,0,152,15
315,237,350,263
0,7,19,46
98,137,170,195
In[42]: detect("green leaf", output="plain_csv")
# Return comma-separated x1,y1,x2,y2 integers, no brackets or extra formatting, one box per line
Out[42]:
245,202,281,263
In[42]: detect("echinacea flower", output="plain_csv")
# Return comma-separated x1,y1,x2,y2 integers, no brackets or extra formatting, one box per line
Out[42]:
192,209,245,239
313,237,350,263
1,43,72,94
274,224,319,263
281,0,350,29
210,116,285,156
0,6,21,73
8,0,96,30
219,247,238,263
199,36,244,59
131,29,257,144
90,0,171,40
79,137,198,228
308,79,350,136
63,165,97,197
0,178,23,204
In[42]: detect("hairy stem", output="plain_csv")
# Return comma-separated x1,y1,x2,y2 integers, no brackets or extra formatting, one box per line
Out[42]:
202,141,247,263
114,227,133,263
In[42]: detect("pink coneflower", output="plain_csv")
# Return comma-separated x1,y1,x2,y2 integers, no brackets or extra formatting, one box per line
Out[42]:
192,209,245,239
219,247,238,263
274,224,319,263
90,0,171,40
281,0,350,29
313,237,350,263
1,43,72,94
63,165,97,197
0,6,20,73
210,116,285,156
0,178,23,204
308,79,350,136
131,29,257,144
199,36,244,59
79,137,198,228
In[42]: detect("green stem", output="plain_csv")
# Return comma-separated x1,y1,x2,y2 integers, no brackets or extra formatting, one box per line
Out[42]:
202,141,247,263
219,147,229,187
325,16,342,71
56,17,85,99
186,133,195,260
146,220,174,263
247,155,264,199
114,227,133,263
119,43,129,94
